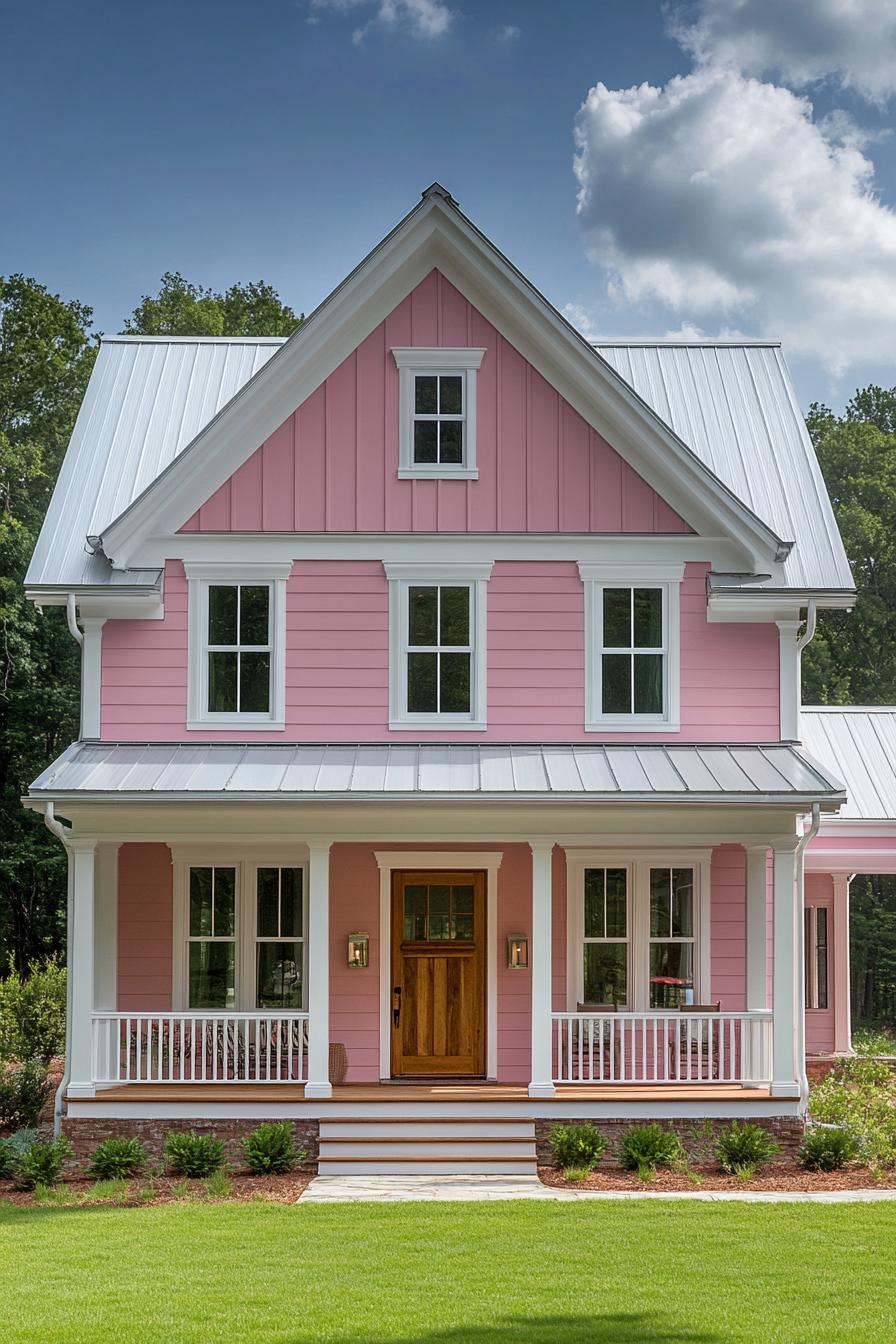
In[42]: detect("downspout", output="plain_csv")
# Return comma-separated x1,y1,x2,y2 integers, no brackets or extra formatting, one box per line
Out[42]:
795,801,821,1109
43,802,73,1136
790,600,817,743
797,599,817,654
66,592,83,646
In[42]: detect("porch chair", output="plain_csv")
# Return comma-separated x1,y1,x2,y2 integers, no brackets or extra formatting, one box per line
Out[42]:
670,1002,722,1082
560,1002,619,1082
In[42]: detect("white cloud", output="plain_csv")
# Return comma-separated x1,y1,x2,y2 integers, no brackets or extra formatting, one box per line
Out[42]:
496,24,520,42
674,0,896,106
572,65,896,373
310,0,453,44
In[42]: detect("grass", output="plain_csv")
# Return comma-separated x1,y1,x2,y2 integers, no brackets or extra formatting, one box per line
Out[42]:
1,1202,895,1342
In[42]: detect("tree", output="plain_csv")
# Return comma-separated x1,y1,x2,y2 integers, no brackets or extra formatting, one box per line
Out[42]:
0,276,95,969
124,273,302,338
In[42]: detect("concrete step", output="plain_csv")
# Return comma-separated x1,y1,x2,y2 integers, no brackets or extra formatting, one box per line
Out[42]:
320,1139,536,1159
321,1119,535,1140
317,1157,537,1176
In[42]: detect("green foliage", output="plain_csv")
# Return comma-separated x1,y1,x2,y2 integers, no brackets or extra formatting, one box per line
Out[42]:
88,1137,148,1180
849,875,896,1029
713,1122,778,1175
549,1122,607,1172
809,1055,896,1170
164,1131,226,1178
0,956,66,1062
560,1166,591,1184
203,1170,233,1200
0,1057,50,1128
12,1136,73,1189
799,1126,858,1172
853,1026,896,1056
0,1128,38,1178
618,1122,683,1175
241,1121,305,1175
124,273,302,338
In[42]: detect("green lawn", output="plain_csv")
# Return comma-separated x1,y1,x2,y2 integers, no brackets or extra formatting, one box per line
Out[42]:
1,1200,893,1343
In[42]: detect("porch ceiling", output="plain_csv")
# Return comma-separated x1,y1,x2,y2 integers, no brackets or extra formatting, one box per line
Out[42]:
29,741,846,808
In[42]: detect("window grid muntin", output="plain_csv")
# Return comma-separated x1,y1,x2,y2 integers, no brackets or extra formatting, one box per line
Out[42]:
582,867,629,1007
404,582,473,717
598,585,667,718
255,867,304,1010
205,582,272,716
412,372,466,465
648,867,696,1008
187,866,237,1009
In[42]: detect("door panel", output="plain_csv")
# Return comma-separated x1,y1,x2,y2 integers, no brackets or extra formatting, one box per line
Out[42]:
391,871,485,1077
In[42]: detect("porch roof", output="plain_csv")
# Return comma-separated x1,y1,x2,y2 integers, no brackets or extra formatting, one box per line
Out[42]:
29,741,846,807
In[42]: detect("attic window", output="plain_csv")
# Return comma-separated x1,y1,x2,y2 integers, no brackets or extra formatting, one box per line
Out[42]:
392,347,486,480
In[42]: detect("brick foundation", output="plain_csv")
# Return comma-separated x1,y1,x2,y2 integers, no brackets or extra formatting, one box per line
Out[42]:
62,1117,319,1172
535,1115,805,1166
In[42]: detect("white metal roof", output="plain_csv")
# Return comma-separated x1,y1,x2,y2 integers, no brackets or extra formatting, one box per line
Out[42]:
802,708,896,821
28,741,845,805
26,330,851,593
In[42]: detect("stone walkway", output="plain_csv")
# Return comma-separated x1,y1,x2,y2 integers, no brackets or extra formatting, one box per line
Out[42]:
299,1174,896,1203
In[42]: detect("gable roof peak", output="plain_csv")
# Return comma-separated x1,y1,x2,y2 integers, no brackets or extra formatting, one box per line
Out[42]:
421,181,458,205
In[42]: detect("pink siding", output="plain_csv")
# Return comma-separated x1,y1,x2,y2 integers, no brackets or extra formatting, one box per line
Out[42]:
805,872,836,1054
100,559,779,742
117,844,173,1011
182,270,692,537
710,845,746,1011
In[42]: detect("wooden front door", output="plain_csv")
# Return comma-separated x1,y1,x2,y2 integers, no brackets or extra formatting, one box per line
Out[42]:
391,870,486,1078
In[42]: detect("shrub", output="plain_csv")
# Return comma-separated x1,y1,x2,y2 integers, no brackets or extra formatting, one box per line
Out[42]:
242,1121,306,1175
713,1122,779,1175
549,1123,607,1172
13,1136,73,1190
810,1055,896,1172
0,1128,39,1178
619,1123,683,1175
0,957,66,1064
164,1131,225,1178
799,1126,857,1172
0,1057,51,1129
561,1166,591,1184
852,1027,896,1058
88,1137,148,1180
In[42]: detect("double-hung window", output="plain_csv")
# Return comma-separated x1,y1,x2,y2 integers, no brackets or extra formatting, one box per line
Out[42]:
579,564,682,732
648,867,696,1009
255,867,304,1010
392,348,485,479
804,906,829,1010
187,866,237,1009
583,867,629,1006
386,563,491,730
185,563,290,730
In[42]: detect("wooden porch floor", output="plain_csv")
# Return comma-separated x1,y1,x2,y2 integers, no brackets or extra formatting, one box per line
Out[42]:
79,1081,774,1104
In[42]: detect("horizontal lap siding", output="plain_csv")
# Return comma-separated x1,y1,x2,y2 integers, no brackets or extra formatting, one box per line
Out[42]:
101,562,188,738
117,844,173,1011
710,845,746,1011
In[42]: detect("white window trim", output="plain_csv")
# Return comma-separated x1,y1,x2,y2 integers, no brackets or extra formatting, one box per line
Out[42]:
565,848,711,1012
171,846,308,1012
385,561,492,731
185,561,291,731
392,347,486,480
579,563,683,733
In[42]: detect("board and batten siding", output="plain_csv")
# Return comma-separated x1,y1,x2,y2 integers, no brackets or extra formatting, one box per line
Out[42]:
180,270,692,537
100,560,780,742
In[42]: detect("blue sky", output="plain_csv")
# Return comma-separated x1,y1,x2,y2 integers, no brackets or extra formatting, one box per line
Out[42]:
4,0,896,409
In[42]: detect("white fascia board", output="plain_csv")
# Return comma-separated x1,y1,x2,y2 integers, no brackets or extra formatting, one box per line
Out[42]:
707,592,856,622
97,194,785,574
25,587,164,621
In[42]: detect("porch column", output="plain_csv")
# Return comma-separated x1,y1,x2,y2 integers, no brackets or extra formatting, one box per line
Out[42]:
528,841,555,1099
305,840,332,1099
67,838,97,1098
745,846,768,1011
771,838,802,1097
832,871,854,1056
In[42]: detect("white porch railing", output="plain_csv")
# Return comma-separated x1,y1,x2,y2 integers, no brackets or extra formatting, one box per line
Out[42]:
91,1013,310,1085
551,1011,773,1086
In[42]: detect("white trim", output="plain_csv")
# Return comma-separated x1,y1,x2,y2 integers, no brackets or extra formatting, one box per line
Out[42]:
80,617,106,739
96,193,786,574
385,562,492,731
777,620,802,740
305,841,333,1098
529,840,556,1098
579,563,683,733
392,347,485,480
185,562,290,731
68,838,97,1098
94,843,120,1013
564,848,712,1012
374,850,503,1081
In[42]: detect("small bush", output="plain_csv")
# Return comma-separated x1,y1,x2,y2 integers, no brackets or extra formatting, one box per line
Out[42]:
619,1123,683,1175
550,1123,607,1172
164,1131,225,1178
0,1128,39,1179
713,1122,779,1175
561,1166,591,1184
88,1137,148,1180
242,1121,306,1175
852,1027,896,1058
204,1169,233,1200
799,1127,858,1172
0,1058,51,1129
0,957,66,1064
13,1136,73,1190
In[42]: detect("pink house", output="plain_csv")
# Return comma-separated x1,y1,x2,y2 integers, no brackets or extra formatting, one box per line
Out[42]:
23,186,890,1173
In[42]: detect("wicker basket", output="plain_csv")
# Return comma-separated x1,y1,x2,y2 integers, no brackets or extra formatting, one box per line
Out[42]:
328,1042,348,1085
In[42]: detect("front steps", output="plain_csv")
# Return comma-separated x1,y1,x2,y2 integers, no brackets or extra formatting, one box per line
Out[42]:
317,1116,538,1176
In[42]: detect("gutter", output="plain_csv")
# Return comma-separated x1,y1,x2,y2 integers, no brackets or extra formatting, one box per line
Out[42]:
65,593,83,646
42,803,73,1137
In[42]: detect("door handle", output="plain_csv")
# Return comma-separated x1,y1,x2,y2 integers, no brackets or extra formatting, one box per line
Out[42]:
392,986,402,1028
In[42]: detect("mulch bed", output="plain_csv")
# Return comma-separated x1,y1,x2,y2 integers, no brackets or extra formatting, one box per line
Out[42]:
0,1170,313,1208
538,1163,896,1192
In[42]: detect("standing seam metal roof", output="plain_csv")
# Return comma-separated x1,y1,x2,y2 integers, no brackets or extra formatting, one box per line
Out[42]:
801,708,896,821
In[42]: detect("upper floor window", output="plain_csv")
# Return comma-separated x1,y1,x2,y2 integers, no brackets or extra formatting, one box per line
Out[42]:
579,564,683,732
185,562,290,731
392,347,486,480
385,562,492,730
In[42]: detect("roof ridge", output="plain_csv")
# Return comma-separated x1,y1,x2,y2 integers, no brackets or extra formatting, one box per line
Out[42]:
100,335,289,346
